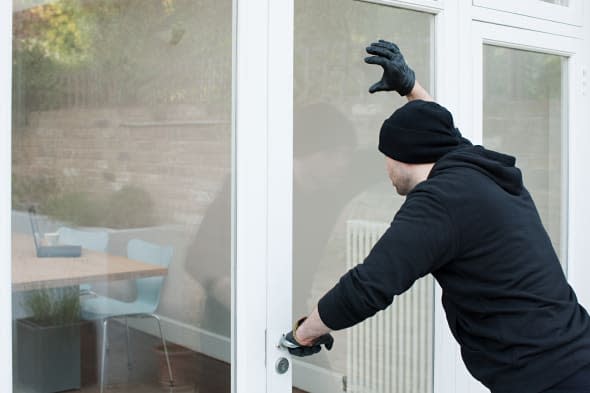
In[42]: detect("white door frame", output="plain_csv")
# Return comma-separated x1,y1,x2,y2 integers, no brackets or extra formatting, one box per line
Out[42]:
433,3,468,393
233,0,269,390
264,0,295,392
264,0,460,392
234,0,296,391
0,1,13,392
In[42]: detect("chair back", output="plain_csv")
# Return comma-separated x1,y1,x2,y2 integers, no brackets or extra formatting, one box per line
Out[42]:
57,227,109,252
127,239,174,309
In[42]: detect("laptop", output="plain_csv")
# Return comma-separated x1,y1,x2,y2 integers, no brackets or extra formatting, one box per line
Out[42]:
28,207,82,258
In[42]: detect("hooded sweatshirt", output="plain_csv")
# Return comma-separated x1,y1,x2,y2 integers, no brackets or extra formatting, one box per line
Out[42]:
318,145,590,392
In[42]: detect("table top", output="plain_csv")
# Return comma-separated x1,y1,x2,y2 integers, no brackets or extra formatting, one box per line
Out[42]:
12,233,168,291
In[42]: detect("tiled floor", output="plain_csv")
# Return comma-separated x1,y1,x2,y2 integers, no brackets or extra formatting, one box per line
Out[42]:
14,320,307,393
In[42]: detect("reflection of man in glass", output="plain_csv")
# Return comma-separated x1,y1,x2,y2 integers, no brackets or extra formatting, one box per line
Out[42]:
185,103,381,337
283,40,590,392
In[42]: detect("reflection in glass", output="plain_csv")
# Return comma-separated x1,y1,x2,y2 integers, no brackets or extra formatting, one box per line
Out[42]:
483,45,566,267
294,2,434,392
12,0,233,392
539,0,569,6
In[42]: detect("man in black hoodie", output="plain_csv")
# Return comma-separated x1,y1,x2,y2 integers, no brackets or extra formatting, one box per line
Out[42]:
281,40,590,392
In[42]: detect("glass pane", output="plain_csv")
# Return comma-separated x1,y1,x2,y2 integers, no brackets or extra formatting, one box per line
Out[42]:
293,2,434,393
483,45,566,269
11,1,233,392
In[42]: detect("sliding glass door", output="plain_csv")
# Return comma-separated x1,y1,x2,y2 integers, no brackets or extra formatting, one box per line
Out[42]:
11,1,235,392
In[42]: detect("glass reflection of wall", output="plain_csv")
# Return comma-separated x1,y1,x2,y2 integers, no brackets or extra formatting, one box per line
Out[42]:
483,45,565,267
294,1,434,392
12,0,232,391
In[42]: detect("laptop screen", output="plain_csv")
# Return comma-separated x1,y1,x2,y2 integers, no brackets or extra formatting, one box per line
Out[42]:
28,206,42,250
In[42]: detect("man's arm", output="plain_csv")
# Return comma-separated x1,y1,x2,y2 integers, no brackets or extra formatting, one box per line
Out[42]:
288,188,458,348
280,308,334,356
406,80,433,102
294,307,331,345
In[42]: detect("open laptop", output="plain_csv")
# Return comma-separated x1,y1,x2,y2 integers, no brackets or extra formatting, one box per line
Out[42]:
28,207,81,258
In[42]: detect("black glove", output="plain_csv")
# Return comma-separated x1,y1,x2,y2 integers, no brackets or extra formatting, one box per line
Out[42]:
364,39,415,96
280,317,334,357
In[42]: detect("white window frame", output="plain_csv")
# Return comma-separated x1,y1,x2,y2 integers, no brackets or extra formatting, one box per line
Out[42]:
469,17,590,337
473,0,584,27
470,22,579,288
455,11,590,392
356,0,444,13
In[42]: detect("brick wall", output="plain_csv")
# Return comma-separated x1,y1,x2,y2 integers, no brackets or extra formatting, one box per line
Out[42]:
12,105,231,225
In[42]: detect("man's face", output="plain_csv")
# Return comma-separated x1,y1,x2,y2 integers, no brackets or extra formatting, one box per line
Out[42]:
385,156,413,196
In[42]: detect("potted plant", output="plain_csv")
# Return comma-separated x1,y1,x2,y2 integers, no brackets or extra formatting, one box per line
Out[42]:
153,342,197,388
17,287,82,393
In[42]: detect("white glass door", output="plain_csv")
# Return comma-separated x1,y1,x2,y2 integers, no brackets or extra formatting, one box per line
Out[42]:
9,1,237,392
3,0,282,392
287,1,443,392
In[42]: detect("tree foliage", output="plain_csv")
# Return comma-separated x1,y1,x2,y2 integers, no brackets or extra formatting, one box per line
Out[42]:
13,0,91,64
13,0,232,117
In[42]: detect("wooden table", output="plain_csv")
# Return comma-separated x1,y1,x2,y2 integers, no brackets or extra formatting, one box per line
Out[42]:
12,233,168,291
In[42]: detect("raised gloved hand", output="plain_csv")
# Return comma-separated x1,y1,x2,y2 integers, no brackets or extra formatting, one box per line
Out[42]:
280,317,334,357
364,39,415,96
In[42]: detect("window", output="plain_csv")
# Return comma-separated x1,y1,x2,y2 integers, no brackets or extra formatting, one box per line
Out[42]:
482,44,567,267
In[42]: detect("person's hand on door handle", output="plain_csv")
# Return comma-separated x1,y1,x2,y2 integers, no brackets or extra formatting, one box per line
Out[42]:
280,317,334,357
364,39,415,96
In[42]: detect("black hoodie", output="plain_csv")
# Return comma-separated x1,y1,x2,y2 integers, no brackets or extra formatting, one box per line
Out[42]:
318,145,590,392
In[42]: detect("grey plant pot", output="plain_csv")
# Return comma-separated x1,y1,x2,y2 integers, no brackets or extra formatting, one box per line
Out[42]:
17,318,81,393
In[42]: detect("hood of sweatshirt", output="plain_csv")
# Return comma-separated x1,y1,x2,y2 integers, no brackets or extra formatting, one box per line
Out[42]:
429,145,524,195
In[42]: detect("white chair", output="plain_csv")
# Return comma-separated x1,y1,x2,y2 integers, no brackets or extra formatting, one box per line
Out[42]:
80,239,174,392
57,227,109,252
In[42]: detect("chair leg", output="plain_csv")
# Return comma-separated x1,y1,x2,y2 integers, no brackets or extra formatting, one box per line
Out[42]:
147,314,174,386
125,316,132,371
100,318,109,393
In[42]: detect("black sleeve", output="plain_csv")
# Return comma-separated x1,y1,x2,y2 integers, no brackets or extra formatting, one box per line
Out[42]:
317,188,458,330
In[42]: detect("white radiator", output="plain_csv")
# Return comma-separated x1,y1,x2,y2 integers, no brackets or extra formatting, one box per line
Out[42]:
346,220,434,393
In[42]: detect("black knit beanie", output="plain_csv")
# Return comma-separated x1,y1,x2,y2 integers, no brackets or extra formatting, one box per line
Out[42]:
379,100,467,163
